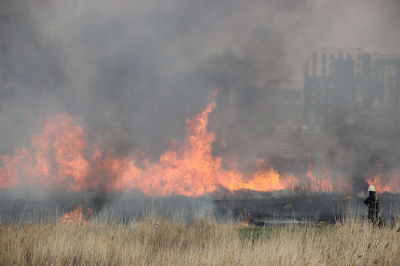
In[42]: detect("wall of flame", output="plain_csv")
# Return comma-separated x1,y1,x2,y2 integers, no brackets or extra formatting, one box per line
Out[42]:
0,92,398,196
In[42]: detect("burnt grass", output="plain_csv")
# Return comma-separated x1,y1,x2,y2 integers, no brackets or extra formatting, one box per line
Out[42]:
1,188,400,224
214,192,400,224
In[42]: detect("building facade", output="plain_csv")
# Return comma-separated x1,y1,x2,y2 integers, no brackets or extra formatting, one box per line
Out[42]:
304,48,400,132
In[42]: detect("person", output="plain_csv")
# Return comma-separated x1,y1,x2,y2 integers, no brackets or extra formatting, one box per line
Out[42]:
364,185,379,223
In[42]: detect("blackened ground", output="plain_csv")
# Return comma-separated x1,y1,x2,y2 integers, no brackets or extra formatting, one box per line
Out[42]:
0,189,399,224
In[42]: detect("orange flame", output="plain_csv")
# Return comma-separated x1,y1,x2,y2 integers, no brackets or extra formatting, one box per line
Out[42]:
305,155,333,193
245,212,252,227
0,91,298,196
60,205,92,224
237,212,252,228
366,173,400,193
2,91,399,196
342,195,352,200
364,162,400,193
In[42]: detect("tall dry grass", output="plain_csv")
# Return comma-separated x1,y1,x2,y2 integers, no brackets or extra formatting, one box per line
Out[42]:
0,210,399,266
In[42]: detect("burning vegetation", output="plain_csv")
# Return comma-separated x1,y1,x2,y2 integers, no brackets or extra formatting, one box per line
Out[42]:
60,205,92,224
0,92,294,196
0,92,399,196
343,195,353,201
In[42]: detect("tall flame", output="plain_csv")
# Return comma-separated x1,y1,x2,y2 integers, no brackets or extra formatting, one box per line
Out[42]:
0,91,297,196
1,91,398,195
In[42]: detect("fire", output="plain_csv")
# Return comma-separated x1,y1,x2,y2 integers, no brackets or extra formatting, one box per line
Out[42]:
306,155,333,193
237,212,252,228
366,173,400,193
365,164,400,193
0,91,297,196
342,195,352,200
245,212,252,227
60,205,92,224
2,91,399,196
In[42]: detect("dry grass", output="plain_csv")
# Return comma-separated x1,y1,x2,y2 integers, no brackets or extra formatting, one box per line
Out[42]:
0,211,399,266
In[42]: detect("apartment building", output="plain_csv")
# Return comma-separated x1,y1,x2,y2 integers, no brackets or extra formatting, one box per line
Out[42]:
304,48,400,131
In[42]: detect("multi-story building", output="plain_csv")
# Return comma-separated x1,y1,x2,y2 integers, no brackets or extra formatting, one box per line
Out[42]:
304,48,400,132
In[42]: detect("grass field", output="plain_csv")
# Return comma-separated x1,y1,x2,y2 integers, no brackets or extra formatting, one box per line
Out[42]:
1,210,399,265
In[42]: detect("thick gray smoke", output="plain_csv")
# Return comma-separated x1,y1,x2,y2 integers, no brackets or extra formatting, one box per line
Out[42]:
1,0,316,156
1,0,400,195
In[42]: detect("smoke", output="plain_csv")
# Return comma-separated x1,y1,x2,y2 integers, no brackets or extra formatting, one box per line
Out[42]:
0,0,322,152
330,113,400,194
1,0,400,196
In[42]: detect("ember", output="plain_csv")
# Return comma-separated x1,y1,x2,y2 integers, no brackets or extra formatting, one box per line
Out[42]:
343,195,353,200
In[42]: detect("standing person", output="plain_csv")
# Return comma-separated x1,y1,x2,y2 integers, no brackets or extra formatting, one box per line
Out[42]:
364,185,379,224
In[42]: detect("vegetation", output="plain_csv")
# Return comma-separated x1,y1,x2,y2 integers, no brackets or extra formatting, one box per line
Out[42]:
0,211,399,265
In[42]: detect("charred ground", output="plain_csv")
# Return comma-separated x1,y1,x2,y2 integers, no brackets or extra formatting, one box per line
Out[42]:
1,189,400,224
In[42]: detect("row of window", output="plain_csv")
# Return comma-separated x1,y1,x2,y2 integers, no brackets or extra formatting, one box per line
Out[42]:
316,51,363,61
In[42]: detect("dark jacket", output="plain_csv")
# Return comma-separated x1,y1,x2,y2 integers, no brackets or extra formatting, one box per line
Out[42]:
364,191,379,212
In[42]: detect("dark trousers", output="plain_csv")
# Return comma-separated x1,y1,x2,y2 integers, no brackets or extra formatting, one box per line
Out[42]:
368,209,379,223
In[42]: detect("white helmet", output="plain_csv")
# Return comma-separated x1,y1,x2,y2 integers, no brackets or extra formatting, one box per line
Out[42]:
368,185,376,192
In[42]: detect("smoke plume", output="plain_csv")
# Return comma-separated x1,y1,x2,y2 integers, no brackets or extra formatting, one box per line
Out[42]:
1,0,400,196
